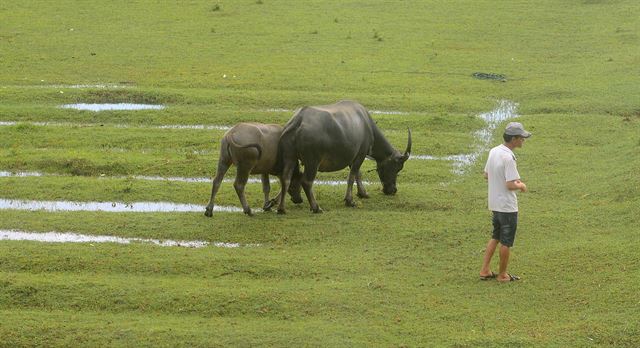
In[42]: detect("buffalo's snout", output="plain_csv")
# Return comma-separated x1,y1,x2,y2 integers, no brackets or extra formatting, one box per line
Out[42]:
287,180,304,204
383,185,397,195
290,194,303,204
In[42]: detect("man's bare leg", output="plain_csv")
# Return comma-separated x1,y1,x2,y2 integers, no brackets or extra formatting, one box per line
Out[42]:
480,239,499,277
496,245,518,282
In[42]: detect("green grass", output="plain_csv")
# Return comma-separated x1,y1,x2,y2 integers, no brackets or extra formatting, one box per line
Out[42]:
1,0,639,347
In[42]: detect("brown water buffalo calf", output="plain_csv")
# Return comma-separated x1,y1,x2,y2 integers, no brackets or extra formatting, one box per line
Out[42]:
277,100,411,214
205,122,302,217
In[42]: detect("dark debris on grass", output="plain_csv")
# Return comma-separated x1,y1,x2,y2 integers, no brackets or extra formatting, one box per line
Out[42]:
472,72,507,82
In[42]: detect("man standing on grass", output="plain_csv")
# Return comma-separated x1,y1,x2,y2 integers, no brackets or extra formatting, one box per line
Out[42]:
479,122,531,282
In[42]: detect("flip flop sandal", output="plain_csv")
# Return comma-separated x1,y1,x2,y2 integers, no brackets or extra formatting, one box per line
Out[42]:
480,272,497,280
498,273,521,282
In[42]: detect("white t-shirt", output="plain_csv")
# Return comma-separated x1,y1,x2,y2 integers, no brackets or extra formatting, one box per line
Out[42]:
484,144,520,212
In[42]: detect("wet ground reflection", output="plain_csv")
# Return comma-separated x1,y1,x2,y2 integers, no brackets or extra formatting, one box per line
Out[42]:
0,230,257,248
0,198,241,213
0,121,230,130
410,100,518,174
60,103,165,111
5,100,519,176
0,171,371,186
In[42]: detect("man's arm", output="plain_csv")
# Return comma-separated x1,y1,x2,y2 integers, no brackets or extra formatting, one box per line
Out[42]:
506,179,527,192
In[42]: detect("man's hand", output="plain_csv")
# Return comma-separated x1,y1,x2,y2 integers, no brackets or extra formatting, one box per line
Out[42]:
517,181,528,192
507,179,527,192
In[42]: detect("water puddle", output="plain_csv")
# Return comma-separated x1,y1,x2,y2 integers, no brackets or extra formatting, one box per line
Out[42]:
369,110,410,115
59,84,131,89
156,124,230,130
0,121,230,131
263,108,292,113
131,175,211,183
1,171,371,186
60,103,165,111
447,100,517,173
2,84,132,89
260,101,515,177
410,154,477,172
3,100,517,176
0,171,44,178
476,100,518,141
158,175,365,186
0,198,241,213
263,108,410,115
0,230,255,248
410,100,518,174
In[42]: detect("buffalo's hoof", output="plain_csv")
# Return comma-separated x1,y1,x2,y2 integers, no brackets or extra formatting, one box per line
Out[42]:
204,209,213,217
263,199,276,211
277,209,286,215
344,199,356,207
311,207,323,214
244,209,254,217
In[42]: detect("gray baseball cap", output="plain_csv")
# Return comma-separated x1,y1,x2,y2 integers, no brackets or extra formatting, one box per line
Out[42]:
504,122,532,138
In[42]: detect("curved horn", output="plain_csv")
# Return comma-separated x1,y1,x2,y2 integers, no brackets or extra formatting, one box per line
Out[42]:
401,128,412,161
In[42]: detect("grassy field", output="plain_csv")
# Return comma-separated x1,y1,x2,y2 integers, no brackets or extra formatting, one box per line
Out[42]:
1,1,639,347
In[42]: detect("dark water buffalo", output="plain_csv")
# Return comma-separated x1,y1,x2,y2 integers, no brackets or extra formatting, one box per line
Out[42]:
205,122,302,217
277,100,411,214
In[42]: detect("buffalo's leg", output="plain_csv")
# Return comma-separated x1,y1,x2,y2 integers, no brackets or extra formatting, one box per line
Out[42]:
277,159,296,214
301,162,322,213
272,168,304,212
261,174,276,211
269,190,284,210
344,158,366,207
344,167,358,207
205,159,231,217
270,171,304,211
234,163,254,216
355,170,369,199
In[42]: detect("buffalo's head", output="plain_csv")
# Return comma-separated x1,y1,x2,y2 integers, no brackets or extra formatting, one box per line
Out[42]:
376,129,411,195
288,167,304,204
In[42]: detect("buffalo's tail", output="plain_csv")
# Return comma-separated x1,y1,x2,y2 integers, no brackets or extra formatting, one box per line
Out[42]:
275,107,305,173
280,107,305,140
225,134,262,160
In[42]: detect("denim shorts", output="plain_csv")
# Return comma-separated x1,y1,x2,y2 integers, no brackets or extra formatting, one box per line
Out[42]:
492,211,518,247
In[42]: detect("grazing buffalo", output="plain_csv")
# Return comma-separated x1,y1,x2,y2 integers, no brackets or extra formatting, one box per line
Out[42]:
205,122,302,217
277,100,411,214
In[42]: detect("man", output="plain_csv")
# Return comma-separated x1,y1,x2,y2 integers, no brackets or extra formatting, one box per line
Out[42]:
479,122,531,282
